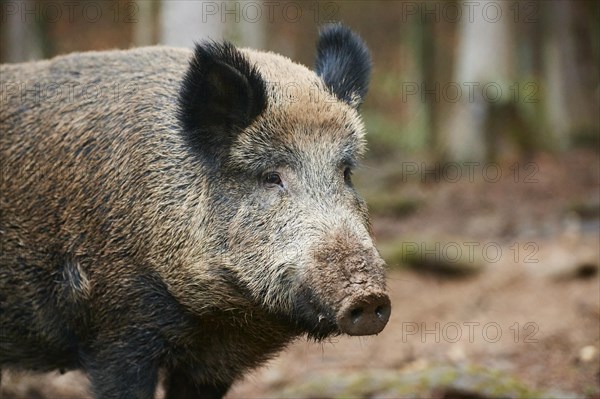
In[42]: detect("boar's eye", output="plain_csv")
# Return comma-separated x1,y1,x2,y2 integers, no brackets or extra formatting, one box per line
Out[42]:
343,167,353,185
263,172,283,187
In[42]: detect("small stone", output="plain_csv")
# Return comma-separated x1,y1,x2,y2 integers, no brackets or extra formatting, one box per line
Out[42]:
578,345,598,363
447,345,466,363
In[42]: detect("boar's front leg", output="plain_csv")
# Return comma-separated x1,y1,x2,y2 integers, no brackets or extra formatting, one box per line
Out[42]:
165,368,231,399
82,271,183,398
84,332,163,399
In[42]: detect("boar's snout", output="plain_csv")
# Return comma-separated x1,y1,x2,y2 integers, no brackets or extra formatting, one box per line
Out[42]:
337,292,391,336
304,229,391,338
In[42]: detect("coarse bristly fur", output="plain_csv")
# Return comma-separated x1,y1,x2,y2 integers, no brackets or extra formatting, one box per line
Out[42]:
0,24,389,398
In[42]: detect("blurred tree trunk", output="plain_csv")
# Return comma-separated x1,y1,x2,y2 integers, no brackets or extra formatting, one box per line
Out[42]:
226,7,265,50
133,0,158,47
543,0,599,148
424,2,459,154
441,0,516,162
0,0,43,62
401,16,431,151
159,1,264,50
159,0,224,47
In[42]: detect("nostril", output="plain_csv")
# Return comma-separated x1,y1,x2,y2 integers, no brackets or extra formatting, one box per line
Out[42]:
350,307,363,323
374,302,391,322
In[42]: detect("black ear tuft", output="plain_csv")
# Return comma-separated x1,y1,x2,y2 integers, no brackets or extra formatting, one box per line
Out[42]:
315,23,371,108
178,41,267,159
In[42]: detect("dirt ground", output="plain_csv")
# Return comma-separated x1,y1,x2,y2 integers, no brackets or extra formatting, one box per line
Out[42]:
2,149,599,398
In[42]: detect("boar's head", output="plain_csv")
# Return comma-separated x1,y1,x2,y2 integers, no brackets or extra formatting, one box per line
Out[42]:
178,24,390,340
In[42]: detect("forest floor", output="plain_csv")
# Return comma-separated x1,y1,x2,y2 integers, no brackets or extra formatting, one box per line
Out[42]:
2,149,599,398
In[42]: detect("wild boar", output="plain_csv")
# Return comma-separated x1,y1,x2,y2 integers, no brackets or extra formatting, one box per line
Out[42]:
0,24,390,398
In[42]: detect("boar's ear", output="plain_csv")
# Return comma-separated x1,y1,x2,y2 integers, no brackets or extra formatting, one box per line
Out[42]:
178,41,267,158
315,23,371,108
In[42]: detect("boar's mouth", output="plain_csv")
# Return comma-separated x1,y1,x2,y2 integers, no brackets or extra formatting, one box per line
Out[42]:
215,267,339,339
291,285,341,341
